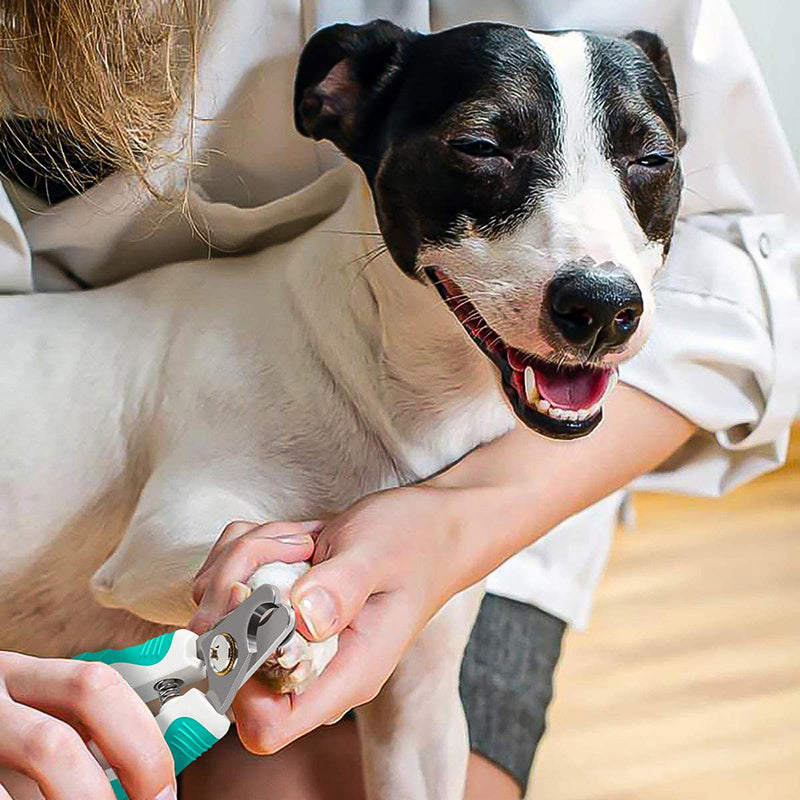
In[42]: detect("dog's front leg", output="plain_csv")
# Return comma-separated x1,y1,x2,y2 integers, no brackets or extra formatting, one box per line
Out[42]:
90,463,265,627
356,584,484,800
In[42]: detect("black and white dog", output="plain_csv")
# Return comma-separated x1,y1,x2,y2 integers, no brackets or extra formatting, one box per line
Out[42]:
0,20,683,799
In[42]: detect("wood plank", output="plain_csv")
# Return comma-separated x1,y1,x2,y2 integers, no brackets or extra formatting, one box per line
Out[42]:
530,430,800,799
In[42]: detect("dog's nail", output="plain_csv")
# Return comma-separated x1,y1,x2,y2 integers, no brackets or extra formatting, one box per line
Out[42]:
154,785,177,800
296,586,337,640
277,634,303,668
291,660,312,683
277,651,298,669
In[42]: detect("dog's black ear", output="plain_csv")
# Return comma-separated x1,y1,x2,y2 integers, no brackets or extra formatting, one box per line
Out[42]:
294,20,420,160
625,30,686,147
624,30,677,96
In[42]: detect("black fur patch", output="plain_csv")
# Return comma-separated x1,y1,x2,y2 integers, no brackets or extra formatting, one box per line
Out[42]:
295,23,684,272
586,33,684,248
373,24,566,271
295,22,565,274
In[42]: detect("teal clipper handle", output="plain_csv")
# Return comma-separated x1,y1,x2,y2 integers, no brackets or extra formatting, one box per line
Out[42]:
75,631,231,799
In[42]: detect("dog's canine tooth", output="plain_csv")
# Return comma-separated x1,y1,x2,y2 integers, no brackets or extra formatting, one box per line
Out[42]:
536,399,550,413
523,366,538,404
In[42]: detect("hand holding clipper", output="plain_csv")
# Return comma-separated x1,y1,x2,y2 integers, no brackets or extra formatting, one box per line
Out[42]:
74,584,295,800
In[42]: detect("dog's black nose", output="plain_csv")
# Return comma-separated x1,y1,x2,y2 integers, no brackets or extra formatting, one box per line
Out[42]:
546,266,643,351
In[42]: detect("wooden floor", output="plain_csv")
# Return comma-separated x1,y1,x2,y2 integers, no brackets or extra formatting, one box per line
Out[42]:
530,430,800,800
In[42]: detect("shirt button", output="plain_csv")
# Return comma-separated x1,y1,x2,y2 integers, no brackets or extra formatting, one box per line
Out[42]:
758,232,771,258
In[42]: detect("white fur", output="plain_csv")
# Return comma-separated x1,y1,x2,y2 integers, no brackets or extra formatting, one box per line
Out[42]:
248,562,338,693
0,165,508,800
0,32,665,799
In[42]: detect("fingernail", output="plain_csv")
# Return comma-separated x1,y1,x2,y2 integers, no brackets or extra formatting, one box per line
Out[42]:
299,520,324,532
154,786,177,800
274,533,314,545
226,581,251,612
296,585,337,639
193,561,211,580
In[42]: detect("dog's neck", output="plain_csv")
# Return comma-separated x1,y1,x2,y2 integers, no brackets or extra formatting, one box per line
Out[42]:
285,164,514,481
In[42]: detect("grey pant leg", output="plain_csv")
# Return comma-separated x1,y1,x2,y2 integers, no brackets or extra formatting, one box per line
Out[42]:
459,593,566,795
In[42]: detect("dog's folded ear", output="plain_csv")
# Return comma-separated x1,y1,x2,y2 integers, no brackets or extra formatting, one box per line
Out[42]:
624,30,686,147
294,20,420,164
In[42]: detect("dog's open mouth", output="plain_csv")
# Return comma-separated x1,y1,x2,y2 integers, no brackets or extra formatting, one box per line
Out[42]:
426,268,618,439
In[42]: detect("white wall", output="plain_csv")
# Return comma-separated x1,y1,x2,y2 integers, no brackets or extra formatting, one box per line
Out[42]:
729,0,800,163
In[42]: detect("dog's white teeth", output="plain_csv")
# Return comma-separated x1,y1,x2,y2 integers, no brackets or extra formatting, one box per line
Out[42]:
523,366,539,405
528,371,617,423
537,399,604,422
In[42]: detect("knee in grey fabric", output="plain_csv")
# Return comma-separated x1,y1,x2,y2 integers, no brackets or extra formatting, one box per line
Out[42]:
459,594,566,795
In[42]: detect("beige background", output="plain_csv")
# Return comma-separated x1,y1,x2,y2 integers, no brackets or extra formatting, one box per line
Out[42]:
530,430,800,798
730,0,800,162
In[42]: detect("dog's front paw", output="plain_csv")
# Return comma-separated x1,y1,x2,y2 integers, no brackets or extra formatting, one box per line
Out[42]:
247,563,338,695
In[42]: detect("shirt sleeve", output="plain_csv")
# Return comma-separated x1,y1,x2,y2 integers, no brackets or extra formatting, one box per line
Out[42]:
622,213,799,496
619,0,800,496
0,181,32,293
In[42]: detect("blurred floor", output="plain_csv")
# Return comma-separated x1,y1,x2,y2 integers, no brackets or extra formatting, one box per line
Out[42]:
530,430,800,800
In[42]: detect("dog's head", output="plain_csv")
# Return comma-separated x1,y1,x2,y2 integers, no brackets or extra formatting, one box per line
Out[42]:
294,21,684,439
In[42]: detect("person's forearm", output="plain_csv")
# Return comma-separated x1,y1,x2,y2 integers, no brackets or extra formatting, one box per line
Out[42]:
425,384,696,595
188,387,696,751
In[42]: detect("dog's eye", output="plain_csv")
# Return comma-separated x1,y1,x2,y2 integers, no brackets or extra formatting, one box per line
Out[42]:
448,137,504,159
633,153,673,168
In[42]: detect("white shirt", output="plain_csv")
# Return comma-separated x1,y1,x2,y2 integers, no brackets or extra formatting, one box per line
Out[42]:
2,0,798,628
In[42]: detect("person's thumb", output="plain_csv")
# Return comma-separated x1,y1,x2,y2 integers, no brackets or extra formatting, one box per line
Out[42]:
290,553,375,641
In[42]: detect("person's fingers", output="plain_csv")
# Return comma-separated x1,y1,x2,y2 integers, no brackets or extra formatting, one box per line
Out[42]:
290,549,381,642
0,773,17,800
0,695,115,800
191,523,317,608
4,655,175,800
191,530,313,617
192,520,262,585
234,593,414,753
189,524,317,633
0,766,41,800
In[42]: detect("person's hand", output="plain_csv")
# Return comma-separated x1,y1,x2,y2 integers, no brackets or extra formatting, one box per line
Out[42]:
190,519,317,635
0,650,176,800
0,521,316,800
189,485,467,753
187,387,695,755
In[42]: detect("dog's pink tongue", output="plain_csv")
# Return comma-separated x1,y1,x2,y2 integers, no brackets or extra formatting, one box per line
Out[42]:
536,368,609,410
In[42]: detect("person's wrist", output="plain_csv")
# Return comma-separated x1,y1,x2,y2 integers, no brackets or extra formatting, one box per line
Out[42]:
389,483,468,612
413,481,499,600
419,475,542,596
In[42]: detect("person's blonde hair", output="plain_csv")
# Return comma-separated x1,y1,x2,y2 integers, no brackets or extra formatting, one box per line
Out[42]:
0,0,206,192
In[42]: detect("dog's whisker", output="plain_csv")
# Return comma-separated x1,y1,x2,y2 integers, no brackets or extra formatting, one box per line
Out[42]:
683,185,715,209
320,229,384,236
